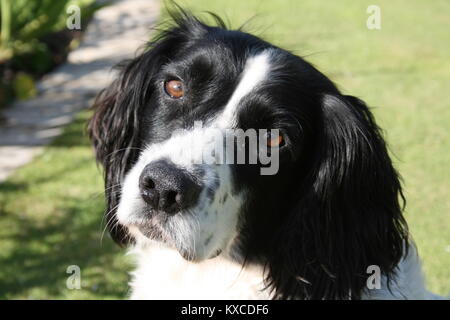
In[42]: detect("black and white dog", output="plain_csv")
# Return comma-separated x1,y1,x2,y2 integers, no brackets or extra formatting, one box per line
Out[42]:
88,10,435,299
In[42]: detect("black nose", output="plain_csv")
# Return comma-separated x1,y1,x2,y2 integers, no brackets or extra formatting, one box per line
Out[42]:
139,160,202,214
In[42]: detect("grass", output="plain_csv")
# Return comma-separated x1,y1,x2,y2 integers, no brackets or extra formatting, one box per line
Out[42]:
0,112,131,299
0,0,449,298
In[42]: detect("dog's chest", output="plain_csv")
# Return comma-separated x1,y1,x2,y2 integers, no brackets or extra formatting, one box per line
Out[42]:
128,246,269,299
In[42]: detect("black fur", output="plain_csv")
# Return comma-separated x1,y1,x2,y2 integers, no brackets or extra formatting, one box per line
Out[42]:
88,8,408,300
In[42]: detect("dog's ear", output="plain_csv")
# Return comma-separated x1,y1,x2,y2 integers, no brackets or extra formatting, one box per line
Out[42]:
87,71,137,245
87,16,201,245
267,94,409,299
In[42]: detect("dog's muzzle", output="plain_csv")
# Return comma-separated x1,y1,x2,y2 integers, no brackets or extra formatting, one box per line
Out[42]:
138,159,202,215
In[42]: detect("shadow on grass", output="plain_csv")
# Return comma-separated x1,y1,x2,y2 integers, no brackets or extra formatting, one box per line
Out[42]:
0,110,129,299
0,199,128,299
0,181,28,194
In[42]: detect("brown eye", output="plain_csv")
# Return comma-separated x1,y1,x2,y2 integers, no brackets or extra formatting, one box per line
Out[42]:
164,79,184,99
266,132,284,148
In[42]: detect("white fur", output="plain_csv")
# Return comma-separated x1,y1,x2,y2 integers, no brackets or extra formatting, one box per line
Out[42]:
129,244,269,300
128,243,438,300
218,52,271,127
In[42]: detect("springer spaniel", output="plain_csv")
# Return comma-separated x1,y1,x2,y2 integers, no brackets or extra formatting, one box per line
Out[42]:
88,10,437,299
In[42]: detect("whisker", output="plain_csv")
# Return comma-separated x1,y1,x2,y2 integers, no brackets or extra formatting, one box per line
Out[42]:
104,147,145,161
100,204,120,246
89,184,122,200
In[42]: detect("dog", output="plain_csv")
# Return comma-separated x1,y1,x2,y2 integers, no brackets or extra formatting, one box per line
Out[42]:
88,9,436,299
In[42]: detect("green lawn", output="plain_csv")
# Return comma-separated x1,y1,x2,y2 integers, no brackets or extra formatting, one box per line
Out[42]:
0,0,448,299
0,112,131,299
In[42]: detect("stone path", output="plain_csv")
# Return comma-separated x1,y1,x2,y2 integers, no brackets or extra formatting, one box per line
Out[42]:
0,0,160,182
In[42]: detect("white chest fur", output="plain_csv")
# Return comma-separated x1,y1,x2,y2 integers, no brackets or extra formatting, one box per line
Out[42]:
128,243,436,300
129,245,270,300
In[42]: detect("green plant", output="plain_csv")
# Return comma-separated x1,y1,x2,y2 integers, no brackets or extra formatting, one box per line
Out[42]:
0,0,11,47
0,0,105,61
12,72,36,100
0,0,108,107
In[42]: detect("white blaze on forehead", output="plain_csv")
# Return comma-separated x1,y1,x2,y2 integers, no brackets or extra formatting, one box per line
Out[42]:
217,50,271,128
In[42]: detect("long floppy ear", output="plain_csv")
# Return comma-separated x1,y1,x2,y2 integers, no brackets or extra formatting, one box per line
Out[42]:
87,17,198,245
267,94,409,299
87,68,140,245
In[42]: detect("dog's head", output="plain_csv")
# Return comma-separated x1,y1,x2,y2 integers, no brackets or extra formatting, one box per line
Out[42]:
88,10,408,299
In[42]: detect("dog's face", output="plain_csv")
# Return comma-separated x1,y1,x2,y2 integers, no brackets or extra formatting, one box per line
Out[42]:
89,12,408,299
116,45,313,262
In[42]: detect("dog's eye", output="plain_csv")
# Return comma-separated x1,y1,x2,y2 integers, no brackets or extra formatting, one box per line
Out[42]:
164,79,184,99
265,131,284,148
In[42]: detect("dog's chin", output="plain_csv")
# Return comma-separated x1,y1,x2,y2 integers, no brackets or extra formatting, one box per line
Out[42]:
135,222,223,262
